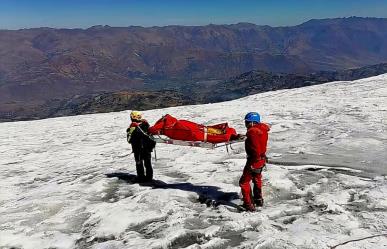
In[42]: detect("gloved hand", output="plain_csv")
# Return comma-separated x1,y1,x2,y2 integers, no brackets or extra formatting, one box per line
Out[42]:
233,134,246,140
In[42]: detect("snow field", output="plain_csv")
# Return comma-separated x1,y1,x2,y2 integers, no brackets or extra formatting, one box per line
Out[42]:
1,74,387,248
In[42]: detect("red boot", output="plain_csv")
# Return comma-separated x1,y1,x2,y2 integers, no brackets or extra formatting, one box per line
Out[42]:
242,203,256,212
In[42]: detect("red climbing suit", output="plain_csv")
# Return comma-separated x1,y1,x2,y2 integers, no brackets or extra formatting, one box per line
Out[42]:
239,123,270,206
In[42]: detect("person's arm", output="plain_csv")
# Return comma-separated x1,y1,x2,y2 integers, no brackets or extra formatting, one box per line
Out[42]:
263,123,271,132
126,123,139,143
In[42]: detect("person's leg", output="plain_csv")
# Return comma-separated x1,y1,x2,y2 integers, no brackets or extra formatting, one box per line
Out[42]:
142,151,153,181
133,150,145,180
252,172,263,207
239,166,255,211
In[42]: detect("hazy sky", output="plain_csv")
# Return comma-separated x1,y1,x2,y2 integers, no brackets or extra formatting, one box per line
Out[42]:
1,0,387,29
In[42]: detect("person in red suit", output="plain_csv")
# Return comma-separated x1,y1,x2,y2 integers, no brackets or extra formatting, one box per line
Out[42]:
239,112,270,211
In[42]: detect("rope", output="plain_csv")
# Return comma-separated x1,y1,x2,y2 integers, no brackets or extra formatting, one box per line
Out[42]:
330,234,387,249
136,125,156,142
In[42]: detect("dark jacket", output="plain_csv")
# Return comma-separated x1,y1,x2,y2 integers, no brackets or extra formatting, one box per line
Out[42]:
127,120,155,152
245,123,270,169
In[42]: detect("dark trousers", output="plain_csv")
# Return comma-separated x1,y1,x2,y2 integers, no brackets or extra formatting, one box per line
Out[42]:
133,150,153,181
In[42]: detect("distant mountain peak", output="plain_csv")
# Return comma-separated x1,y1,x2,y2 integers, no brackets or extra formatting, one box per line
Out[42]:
87,25,112,30
299,16,386,27
230,22,257,27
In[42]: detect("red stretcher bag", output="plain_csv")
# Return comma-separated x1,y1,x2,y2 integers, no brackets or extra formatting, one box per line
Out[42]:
148,114,238,143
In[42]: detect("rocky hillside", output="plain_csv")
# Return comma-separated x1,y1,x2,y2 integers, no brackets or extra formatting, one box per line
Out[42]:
0,90,191,121
199,63,387,102
2,63,386,122
1,17,387,109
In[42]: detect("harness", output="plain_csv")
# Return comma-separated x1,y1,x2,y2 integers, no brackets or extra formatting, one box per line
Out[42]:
251,165,265,174
248,154,268,174
247,154,267,162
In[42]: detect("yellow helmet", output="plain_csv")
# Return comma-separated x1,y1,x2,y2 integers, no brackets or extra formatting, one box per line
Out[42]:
130,111,142,121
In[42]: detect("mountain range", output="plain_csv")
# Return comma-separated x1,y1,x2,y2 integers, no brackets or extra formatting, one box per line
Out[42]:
1,17,387,121
2,62,387,122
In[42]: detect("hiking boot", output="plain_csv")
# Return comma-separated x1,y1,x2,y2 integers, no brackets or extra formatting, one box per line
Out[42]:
136,176,146,183
254,198,264,207
242,203,256,212
144,176,153,182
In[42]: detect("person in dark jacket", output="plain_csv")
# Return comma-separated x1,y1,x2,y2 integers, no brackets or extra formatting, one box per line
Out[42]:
239,112,270,212
127,111,156,182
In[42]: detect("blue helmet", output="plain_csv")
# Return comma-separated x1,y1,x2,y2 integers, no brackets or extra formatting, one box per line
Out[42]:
245,112,260,123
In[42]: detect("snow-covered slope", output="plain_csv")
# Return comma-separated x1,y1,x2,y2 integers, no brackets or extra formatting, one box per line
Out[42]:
1,75,387,249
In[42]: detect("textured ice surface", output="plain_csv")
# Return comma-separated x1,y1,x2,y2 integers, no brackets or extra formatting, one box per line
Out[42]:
1,75,387,248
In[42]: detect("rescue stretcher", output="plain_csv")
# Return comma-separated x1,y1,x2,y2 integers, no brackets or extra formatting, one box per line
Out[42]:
149,114,246,150
153,134,246,150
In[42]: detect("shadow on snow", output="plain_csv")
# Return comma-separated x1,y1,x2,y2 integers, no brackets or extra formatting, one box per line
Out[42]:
105,172,240,209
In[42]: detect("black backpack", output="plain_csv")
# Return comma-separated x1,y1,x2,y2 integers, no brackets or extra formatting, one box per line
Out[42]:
144,134,156,152
136,125,156,152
